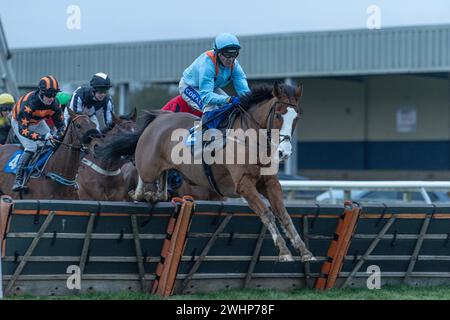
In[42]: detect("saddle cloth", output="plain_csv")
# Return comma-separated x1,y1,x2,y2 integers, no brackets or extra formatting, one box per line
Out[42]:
3,147,53,175
184,103,237,148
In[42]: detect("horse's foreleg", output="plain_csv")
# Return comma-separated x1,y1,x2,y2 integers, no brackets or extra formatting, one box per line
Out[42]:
259,176,316,262
236,175,293,262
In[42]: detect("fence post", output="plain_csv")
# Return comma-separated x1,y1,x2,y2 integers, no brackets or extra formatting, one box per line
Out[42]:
315,201,361,290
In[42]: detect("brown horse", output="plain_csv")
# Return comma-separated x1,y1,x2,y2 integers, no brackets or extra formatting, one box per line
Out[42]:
99,83,315,262
77,109,222,201
0,108,98,199
77,110,139,201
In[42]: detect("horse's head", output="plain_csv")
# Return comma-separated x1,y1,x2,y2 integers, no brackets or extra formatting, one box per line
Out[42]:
109,108,138,135
270,81,303,161
65,108,101,150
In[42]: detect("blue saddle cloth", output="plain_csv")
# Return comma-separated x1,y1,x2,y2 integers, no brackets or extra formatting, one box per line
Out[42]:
202,103,235,130
184,104,235,147
3,148,53,175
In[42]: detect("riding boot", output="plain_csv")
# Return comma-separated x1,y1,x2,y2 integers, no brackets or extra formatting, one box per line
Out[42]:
12,151,33,192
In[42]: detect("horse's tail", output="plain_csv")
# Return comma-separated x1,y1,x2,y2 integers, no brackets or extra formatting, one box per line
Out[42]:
97,110,164,163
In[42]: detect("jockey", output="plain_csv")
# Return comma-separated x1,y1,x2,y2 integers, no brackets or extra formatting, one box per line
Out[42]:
179,33,250,129
10,76,65,191
64,72,114,131
0,93,15,144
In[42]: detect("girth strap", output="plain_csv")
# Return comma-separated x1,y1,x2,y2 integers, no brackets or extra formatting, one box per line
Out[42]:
202,161,224,197
81,158,122,176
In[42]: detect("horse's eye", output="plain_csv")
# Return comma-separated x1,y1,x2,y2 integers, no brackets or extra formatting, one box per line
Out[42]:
76,123,81,129
276,113,282,120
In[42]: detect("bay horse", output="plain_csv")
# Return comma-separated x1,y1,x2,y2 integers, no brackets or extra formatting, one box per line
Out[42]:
77,109,139,201
99,82,315,262
0,108,98,199
77,109,223,201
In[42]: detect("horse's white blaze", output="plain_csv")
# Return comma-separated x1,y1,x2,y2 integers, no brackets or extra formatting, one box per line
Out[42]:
278,107,297,160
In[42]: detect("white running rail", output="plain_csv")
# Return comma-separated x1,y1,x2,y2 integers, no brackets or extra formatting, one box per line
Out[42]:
279,180,450,204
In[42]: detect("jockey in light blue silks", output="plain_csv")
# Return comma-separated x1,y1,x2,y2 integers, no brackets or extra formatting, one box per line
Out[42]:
179,33,251,130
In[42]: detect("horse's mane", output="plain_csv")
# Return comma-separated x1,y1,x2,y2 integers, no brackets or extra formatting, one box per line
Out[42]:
239,83,299,111
239,85,274,110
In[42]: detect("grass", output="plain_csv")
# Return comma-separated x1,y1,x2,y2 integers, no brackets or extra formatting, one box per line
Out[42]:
6,285,450,300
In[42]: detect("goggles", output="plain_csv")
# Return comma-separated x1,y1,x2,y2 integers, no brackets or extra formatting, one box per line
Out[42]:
220,50,239,59
94,88,109,94
41,91,57,98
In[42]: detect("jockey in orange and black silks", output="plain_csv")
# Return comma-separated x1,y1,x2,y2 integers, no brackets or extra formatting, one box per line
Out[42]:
10,75,65,191
179,33,250,129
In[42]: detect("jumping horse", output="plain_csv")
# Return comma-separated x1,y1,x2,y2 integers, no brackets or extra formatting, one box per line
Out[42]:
99,82,315,262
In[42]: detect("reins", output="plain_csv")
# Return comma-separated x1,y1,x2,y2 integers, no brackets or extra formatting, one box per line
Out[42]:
51,114,90,152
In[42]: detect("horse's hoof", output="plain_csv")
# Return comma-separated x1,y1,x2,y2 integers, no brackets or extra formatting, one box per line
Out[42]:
129,190,143,202
144,192,158,203
301,255,317,262
279,254,294,262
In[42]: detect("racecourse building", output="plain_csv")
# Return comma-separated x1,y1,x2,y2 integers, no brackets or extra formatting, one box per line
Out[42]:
7,24,450,179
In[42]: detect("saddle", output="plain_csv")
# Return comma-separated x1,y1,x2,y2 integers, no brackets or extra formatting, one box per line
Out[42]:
185,104,240,152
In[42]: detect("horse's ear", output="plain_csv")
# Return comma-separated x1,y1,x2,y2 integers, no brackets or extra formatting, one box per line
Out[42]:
295,84,303,99
68,107,76,118
129,108,137,122
272,81,281,98
112,112,120,124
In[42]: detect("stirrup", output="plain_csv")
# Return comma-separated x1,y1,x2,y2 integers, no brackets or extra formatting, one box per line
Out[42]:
12,183,28,192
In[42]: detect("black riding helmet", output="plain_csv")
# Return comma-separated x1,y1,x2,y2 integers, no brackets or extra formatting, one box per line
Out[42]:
90,72,112,91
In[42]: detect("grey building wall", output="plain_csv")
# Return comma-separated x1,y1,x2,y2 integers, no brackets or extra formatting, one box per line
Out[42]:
297,75,450,142
296,74,450,171
297,78,365,142
367,75,450,141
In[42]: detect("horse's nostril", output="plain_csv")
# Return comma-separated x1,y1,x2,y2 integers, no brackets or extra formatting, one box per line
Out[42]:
279,151,283,159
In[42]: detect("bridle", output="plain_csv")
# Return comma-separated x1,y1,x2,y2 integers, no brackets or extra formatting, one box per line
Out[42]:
235,99,299,154
51,114,91,152
43,114,94,188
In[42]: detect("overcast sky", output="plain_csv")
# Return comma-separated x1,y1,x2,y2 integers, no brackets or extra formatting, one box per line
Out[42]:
2,0,450,48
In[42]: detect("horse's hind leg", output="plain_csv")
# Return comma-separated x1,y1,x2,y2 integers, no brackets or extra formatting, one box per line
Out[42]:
258,176,316,262
129,176,145,201
143,171,169,202
160,170,168,201
236,174,293,262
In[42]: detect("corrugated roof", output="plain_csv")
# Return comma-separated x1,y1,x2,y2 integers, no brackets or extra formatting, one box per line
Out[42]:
11,24,450,86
